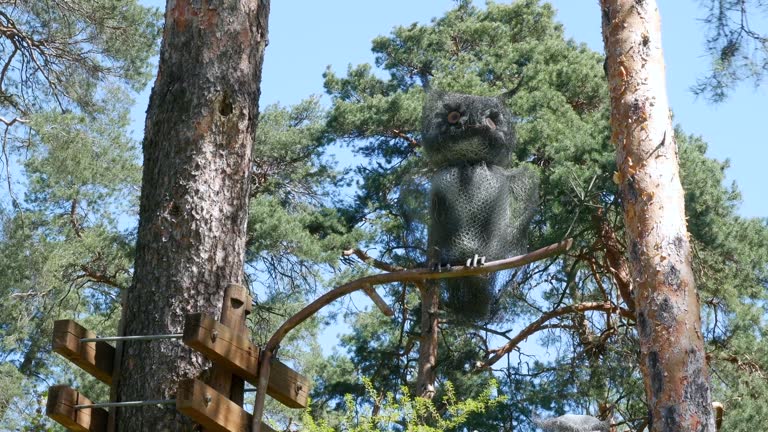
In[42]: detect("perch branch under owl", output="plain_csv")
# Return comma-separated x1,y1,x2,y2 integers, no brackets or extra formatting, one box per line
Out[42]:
251,238,573,431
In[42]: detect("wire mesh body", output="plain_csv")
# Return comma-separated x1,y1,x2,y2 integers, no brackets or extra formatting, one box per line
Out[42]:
423,92,538,319
431,162,523,265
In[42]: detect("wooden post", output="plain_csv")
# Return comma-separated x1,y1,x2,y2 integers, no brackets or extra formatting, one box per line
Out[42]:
251,349,273,432
208,283,252,406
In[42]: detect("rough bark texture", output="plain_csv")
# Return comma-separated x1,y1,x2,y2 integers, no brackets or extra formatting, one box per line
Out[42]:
600,1,715,431
116,1,269,430
416,282,439,399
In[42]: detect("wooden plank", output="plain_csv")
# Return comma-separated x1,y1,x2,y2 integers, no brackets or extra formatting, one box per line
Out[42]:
183,313,259,383
52,320,114,385
176,379,276,432
183,313,310,408
46,385,108,432
269,360,310,409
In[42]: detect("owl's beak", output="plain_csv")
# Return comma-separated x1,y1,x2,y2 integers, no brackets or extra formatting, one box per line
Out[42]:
483,117,497,130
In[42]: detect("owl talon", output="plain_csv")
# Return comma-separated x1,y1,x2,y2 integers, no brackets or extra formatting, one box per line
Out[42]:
431,262,452,273
466,254,486,267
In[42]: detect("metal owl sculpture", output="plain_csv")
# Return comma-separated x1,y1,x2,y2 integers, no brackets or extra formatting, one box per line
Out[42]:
422,91,538,320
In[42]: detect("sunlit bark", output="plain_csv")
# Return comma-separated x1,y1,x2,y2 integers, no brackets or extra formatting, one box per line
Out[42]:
600,1,715,430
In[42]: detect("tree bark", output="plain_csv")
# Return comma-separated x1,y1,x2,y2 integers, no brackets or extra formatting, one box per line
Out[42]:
116,1,269,430
600,1,715,431
416,282,438,399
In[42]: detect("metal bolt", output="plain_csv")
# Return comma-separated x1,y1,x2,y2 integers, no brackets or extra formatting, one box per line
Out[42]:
204,393,212,406
211,330,218,343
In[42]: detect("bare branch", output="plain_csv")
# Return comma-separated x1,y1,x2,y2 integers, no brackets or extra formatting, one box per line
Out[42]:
593,210,635,314
69,198,83,238
251,239,574,429
362,285,394,317
716,353,767,378
479,301,632,369
390,129,420,149
271,239,572,352
77,264,124,290
0,116,27,126
1,121,21,209
343,247,405,272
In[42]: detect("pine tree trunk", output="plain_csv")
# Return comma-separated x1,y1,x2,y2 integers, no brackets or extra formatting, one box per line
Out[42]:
116,1,269,430
599,1,715,431
416,282,439,399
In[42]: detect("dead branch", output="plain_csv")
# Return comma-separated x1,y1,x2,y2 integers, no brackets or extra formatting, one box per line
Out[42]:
343,247,405,273
78,264,123,290
0,116,27,126
716,353,766,378
478,301,632,370
362,285,394,317
390,129,420,149
69,198,83,238
594,210,635,314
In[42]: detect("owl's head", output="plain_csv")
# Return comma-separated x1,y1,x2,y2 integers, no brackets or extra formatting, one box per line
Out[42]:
421,91,515,167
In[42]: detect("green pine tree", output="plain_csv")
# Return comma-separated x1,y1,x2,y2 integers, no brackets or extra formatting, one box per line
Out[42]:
295,1,768,430
2,1,765,430
0,0,161,427
694,0,768,102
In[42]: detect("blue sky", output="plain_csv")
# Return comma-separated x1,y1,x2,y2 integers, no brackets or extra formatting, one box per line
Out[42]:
136,0,766,219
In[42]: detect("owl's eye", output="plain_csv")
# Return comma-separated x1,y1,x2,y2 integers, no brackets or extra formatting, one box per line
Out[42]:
446,111,461,124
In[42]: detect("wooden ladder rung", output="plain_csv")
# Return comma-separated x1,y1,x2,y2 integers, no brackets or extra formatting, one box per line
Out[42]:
177,379,276,432
46,385,107,432
52,320,114,385
183,313,310,408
